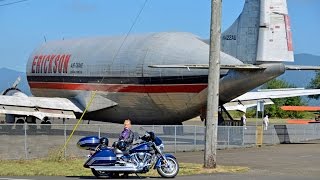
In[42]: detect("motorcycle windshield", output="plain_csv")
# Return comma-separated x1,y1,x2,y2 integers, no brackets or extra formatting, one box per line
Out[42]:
154,136,162,146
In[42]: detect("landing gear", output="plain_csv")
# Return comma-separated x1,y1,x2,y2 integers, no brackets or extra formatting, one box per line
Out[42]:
26,116,37,131
200,106,206,122
40,118,51,131
15,118,25,130
3,114,14,131
3,114,52,131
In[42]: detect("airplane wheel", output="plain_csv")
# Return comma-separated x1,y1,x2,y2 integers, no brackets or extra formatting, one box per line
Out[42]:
40,121,51,131
15,119,25,130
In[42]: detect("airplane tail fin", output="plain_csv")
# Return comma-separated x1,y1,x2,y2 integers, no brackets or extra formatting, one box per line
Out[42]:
221,0,294,64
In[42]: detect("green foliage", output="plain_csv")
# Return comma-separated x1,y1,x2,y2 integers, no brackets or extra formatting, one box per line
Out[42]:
308,71,320,100
261,79,305,118
244,109,257,118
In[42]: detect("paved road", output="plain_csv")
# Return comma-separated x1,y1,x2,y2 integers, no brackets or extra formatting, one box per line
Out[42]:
175,140,320,178
1,140,320,180
0,174,319,180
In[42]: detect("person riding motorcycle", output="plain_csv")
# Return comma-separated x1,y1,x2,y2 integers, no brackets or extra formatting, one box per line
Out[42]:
78,120,179,178
113,119,134,151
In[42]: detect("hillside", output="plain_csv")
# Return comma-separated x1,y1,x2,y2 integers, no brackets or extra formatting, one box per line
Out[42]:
279,53,320,87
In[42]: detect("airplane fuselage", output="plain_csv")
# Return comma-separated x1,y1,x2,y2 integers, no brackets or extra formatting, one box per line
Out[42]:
26,32,285,124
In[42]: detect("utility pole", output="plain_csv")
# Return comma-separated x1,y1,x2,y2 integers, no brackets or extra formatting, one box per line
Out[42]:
204,0,222,168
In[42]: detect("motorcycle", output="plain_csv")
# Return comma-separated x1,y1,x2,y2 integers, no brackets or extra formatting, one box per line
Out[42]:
77,130,179,178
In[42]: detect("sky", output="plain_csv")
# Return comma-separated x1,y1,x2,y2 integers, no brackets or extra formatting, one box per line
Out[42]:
0,0,320,72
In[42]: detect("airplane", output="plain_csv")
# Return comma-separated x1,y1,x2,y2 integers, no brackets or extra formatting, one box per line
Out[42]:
281,106,320,112
280,106,320,124
1,0,320,128
224,99,274,113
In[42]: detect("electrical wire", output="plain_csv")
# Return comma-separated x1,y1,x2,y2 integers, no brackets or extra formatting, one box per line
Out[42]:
95,0,149,87
110,0,149,66
0,0,29,7
60,0,149,158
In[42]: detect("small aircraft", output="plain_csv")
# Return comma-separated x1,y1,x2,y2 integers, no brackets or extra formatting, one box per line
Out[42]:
1,0,320,127
281,106,320,123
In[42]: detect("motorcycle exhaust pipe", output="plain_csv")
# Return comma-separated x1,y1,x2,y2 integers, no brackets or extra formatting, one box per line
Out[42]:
90,166,144,172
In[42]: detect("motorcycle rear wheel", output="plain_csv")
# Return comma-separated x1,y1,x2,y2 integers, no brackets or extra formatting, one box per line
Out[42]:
91,168,116,178
157,157,179,178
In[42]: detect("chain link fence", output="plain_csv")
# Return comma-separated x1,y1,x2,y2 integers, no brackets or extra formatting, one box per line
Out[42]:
0,123,320,160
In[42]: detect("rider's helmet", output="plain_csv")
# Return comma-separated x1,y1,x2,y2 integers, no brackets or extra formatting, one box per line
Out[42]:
99,137,109,146
116,141,127,151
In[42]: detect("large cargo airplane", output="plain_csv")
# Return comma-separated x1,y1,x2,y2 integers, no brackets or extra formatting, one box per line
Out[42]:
1,0,320,125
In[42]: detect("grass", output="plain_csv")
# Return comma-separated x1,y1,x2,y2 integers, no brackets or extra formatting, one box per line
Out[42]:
246,118,288,124
246,117,315,125
0,158,249,177
229,111,317,125
0,158,89,176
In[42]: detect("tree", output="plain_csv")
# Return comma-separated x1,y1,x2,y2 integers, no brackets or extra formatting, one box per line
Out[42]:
308,71,320,100
262,79,305,118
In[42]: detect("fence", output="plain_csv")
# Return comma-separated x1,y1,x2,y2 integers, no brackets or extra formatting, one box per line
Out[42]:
0,123,320,160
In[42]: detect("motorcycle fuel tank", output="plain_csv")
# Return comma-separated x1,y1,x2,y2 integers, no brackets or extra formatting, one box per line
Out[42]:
130,143,152,153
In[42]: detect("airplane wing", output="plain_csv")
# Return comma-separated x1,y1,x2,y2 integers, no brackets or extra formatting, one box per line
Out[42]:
0,96,83,120
232,89,320,102
149,64,320,70
225,89,320,112
0,95,83,119
0,94,118,120
285,65,320,70
149,64,264,70
224,99,274,112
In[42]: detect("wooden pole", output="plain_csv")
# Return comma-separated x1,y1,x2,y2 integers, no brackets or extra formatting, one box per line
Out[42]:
204,0,222,168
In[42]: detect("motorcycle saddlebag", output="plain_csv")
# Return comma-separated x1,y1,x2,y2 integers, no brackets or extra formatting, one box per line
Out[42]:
84,148,117,167
77,136,100,150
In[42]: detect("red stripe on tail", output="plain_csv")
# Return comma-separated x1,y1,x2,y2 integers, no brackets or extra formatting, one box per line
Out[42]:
284,15,293,51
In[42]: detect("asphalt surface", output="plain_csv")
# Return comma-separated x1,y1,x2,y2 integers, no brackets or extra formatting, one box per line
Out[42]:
176,140,320,180
175,140,320,178
1,140,320,180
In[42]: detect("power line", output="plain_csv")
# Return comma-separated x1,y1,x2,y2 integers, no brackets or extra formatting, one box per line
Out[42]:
0,0,29,7
94,0,149,91
110,0,149,66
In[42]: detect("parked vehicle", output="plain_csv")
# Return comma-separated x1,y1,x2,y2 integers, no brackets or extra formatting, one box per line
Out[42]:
77,130,179,178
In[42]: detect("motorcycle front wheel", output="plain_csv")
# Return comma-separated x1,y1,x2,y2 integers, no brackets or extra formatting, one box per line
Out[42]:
156,157,179,178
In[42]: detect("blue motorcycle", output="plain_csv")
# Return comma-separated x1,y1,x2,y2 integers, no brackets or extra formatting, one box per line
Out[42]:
77,130,179,178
